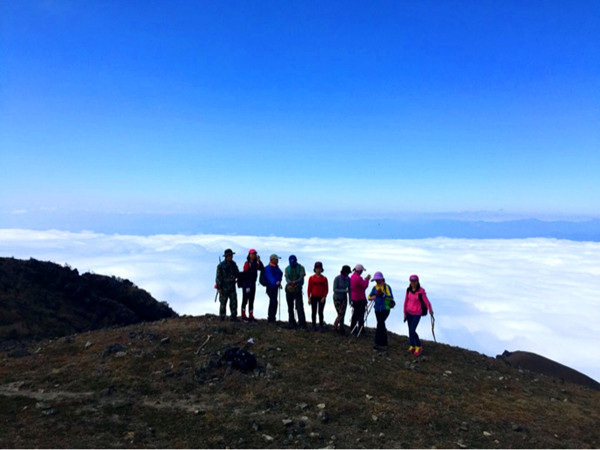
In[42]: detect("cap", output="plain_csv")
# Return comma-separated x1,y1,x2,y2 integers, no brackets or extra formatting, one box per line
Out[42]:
314,261,324,271
224,248,235,257
409,274,419,282
372,271,384,281
248,249,257,255
353,264,366,272
270,254,281,260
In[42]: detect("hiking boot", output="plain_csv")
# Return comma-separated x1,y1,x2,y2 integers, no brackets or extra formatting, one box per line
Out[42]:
230,316,239,322
408,346,415,353
241,310,248,321
249,312,256,322
413,346,422,356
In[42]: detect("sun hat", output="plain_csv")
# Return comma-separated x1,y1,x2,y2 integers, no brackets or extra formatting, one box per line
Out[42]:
314,261,324,271
372,271,385,281
341,265,352,276
224,248,235,257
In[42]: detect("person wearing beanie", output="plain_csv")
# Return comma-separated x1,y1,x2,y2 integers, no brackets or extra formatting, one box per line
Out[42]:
350,264,371,335
215,249,240,321
307,261,329,331
284,255,307,329
240,249,264,322
368,272,395,350
264,254,283,323
403,274,434,356
332,265,352,335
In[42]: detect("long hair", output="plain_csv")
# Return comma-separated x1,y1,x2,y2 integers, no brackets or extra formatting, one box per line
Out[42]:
407,282,421,292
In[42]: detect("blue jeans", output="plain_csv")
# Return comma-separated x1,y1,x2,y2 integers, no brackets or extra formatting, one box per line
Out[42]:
406,313,422,347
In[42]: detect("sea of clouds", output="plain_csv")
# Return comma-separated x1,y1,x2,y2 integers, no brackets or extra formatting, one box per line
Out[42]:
1,229,598,382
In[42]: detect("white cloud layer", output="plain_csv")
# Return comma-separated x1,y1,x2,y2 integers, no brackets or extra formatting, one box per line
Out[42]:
1,229,599,382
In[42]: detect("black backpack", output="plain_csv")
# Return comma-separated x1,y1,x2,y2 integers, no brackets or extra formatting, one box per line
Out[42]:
223,347,257,372
418,293,428,316
258,268,267,287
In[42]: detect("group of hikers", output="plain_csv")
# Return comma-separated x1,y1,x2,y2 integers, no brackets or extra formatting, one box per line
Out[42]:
215,248,434,355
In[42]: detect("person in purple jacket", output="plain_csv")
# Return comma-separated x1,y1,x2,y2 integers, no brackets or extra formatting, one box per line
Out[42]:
403,274,434,356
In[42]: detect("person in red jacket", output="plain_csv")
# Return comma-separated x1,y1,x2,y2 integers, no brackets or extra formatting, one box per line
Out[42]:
403,274,434,356
307,261,329,331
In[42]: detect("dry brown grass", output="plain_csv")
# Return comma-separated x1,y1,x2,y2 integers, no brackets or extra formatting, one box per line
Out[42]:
1,315,599,448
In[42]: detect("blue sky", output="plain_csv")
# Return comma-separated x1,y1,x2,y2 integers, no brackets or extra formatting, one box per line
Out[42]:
1,1,599,227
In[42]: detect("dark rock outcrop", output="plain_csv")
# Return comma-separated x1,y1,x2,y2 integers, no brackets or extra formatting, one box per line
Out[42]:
0,257,178,341
498,350,600,391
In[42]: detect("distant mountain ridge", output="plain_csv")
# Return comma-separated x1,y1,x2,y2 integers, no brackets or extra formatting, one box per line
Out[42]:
0,257,177,341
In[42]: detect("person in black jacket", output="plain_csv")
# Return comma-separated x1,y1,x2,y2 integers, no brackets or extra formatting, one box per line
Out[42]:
240,249,264,322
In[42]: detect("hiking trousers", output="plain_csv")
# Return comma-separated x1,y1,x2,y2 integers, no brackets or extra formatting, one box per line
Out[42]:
375,310,390,347
286,290,307,327
219,289,238,318
266,287,279,323
241,285,256,314
333,296,348,326
350,299,367,332
406,313,422,347
310,296,326,328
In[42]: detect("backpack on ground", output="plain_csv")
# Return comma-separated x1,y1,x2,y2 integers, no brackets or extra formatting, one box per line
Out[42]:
222,347,257,372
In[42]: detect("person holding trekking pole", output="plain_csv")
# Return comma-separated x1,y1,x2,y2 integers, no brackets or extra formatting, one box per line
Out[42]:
215,249,240,322
404,274,433,356
307,261,328,332
264,254,283,324
284,255,307,329
240,249,264,322
333,265,352,335
368,272,395,350
350,264,371,335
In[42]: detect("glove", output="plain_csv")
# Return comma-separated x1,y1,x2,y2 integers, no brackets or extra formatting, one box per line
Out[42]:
390,300,396,309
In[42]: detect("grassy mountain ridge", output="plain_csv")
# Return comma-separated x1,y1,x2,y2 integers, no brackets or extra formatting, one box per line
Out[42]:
1,315,599,448
0,257,177,341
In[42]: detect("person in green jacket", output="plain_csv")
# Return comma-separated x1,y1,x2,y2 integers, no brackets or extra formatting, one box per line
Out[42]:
215,248,240,321
333,265,352,335
284,255,307,329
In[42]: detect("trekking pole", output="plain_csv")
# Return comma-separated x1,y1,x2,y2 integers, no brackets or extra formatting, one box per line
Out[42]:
431,314,437,343
278,286,281,322
357,300,374,338
214,255,222,302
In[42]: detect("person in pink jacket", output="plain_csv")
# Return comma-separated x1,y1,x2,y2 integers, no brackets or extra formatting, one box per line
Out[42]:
349,264,371,335
403,274,433,356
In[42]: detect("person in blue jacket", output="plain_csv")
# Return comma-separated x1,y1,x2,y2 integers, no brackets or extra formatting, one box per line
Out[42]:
368,271,395,350
264,254,283,323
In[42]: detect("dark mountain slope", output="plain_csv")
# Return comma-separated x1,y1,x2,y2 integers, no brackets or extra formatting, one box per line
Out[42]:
1,315,599,448
0,257,177,341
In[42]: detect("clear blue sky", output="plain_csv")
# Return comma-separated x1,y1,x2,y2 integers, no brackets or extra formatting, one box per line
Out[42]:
2,1,599,224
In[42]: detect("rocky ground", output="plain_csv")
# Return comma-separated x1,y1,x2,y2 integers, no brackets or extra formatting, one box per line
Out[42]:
1,315,599,448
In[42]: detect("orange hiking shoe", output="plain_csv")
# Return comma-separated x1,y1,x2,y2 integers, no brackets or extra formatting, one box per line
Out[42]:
413,346,422,356
408,346,415,353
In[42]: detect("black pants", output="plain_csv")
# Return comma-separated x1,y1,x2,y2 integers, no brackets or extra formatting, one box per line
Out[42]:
310,296,325,327
267,287,279,323
241,285,256,313
286,290,306,327
375,310,390,347
350,299,367,332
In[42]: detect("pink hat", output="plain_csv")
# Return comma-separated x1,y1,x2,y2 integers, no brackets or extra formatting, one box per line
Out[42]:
409,274,419,282
248,249,257,255
354,264,366,272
